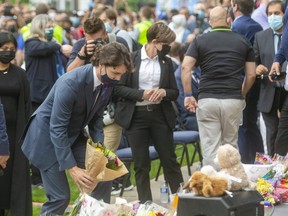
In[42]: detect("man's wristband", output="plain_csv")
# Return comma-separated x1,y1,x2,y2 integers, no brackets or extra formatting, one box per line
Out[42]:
77,52,86,60
184,93,192,97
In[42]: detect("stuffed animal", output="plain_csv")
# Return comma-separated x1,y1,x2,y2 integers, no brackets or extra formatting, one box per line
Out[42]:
215,144,256,191
200,165,232,190
183,171,228,197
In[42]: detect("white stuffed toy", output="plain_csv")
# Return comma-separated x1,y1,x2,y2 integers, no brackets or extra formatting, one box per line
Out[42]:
214,144,256,191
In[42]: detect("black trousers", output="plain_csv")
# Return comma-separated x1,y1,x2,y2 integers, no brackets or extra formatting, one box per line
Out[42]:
275,94,288,156
261,89,281,156
238,81,264,163
126,108,183,203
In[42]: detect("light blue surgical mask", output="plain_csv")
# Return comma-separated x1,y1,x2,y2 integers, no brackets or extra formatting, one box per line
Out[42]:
268,14,283,31
104,22,112,33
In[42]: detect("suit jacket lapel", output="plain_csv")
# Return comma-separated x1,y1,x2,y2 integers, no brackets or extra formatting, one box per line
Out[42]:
159,58,167,86
267,29,275,54
85,68,94,121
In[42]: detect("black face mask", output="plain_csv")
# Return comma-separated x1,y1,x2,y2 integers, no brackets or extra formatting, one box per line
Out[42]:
157,44,171,59
0,51,15,64
7,25,17,33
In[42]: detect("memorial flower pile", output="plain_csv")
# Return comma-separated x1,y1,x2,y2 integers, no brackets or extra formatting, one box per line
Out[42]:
255,153,288,204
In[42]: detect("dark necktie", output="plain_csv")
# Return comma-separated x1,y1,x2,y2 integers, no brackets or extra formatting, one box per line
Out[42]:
274,33,282,51
92,84,103,107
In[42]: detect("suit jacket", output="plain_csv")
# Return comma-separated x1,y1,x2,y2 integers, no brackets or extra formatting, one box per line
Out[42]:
21,64,113,171
114,50,179,129
232,15,263,46
254,28,287,113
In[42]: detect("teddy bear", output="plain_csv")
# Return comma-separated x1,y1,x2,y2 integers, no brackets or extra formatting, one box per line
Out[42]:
183,171,228,197
215,144,256,191
200,165,233,190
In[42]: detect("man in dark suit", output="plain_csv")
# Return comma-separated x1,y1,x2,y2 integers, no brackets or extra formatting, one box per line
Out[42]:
21,43,133,215
254,0,285,156
114,23,183,203
231,0,264,163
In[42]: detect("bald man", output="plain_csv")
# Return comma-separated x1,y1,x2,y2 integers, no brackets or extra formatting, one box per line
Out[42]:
181,6,256,169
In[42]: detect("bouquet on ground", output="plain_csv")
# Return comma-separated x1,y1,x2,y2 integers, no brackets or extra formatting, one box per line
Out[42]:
69,194,139,216
135,201,171,216
255,153,288,204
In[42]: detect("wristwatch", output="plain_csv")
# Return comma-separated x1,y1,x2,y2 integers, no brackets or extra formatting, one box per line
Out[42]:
77,52,86,60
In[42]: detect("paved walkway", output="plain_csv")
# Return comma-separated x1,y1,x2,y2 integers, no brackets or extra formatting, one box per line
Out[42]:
111,162,288,215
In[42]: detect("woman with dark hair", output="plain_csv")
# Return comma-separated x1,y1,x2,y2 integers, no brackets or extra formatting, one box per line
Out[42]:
114,22,184,203
0,31,32,216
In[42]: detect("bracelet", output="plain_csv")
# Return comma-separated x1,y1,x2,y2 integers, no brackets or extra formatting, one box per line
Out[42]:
77,52,86,60
184,93,192,97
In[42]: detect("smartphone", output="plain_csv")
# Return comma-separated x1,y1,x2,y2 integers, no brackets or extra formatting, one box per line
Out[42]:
271,72,286,81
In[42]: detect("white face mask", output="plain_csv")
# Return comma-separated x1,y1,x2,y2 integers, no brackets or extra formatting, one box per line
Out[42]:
268,14,283,31
48,12,56,20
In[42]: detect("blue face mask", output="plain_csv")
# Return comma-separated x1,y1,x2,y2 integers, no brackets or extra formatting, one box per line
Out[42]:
268,14,283,31
101,66,119,87
45,27,54,41
104,22,112,33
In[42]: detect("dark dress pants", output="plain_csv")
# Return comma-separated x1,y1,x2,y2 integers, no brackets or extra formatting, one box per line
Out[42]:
40,137,112,215
238,81,264,164
261,89,280,156
275,95,288,156
126,108,183,203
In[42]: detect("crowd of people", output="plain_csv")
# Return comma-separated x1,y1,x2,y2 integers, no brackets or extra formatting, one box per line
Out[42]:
0,0,288,215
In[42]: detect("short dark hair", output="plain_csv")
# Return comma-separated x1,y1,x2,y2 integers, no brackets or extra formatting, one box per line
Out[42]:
233,0,254,15
83,17,106,34
146,22,176,44
0,31,17,49
91,42,133,72
141,6,152,20
169,42,181,58
266,0,285,15
35,3,49,15
104,8,117,25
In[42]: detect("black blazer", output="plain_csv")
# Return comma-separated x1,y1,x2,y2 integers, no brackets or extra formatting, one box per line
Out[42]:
254,28,287,112
114,50,179,129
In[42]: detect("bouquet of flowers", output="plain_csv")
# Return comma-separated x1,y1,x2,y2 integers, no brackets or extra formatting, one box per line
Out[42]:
69,139,129,215
135,201,171,216
255,153,288,204
83,139,129,193
69,194,139,216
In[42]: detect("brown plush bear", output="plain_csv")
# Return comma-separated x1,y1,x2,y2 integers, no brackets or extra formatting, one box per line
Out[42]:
184,171,228,197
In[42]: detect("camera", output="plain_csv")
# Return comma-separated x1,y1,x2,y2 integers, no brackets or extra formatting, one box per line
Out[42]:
93,39,106,46
271,72,286,81
4,5,14,17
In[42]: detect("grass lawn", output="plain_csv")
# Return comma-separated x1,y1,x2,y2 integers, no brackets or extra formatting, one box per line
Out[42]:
32,144,198,215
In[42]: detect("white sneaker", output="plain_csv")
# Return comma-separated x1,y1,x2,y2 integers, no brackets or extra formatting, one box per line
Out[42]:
111,187,121,196
124,185,134,191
